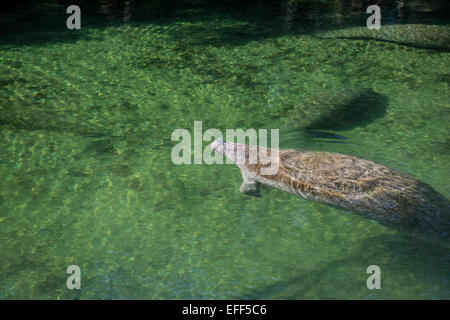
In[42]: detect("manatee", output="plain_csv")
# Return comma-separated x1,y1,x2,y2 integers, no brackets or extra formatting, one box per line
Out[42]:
211,140,450,243
316,24,450,51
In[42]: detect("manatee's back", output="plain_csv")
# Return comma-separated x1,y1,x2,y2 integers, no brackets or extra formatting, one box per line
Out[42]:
277,150,450,239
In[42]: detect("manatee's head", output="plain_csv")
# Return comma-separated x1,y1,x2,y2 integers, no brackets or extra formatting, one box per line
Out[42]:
210,139,279,175
210,139,249,166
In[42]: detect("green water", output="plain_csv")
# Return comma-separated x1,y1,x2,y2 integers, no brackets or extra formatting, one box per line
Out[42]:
0,1,449,299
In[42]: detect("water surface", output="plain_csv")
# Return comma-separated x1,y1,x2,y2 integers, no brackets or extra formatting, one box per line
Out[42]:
0,1,449,299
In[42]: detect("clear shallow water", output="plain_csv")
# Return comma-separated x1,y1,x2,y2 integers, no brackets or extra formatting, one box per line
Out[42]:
0,1,449,299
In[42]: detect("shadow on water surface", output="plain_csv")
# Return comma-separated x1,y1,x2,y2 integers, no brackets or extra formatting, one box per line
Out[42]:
304,88,388,131
281,87,388,146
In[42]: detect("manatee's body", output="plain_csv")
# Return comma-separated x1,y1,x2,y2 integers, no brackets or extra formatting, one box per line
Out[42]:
211,140,449,242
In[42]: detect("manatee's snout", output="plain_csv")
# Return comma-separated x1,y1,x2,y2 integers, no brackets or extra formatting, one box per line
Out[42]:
210,139,225,155
211,139,279,175
211,139,247,165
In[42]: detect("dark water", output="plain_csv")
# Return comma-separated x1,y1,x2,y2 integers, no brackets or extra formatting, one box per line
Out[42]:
0,0,449,299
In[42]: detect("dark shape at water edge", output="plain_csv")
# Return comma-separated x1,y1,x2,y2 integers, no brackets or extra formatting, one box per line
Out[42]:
404,0,450,13
1,0,449,49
